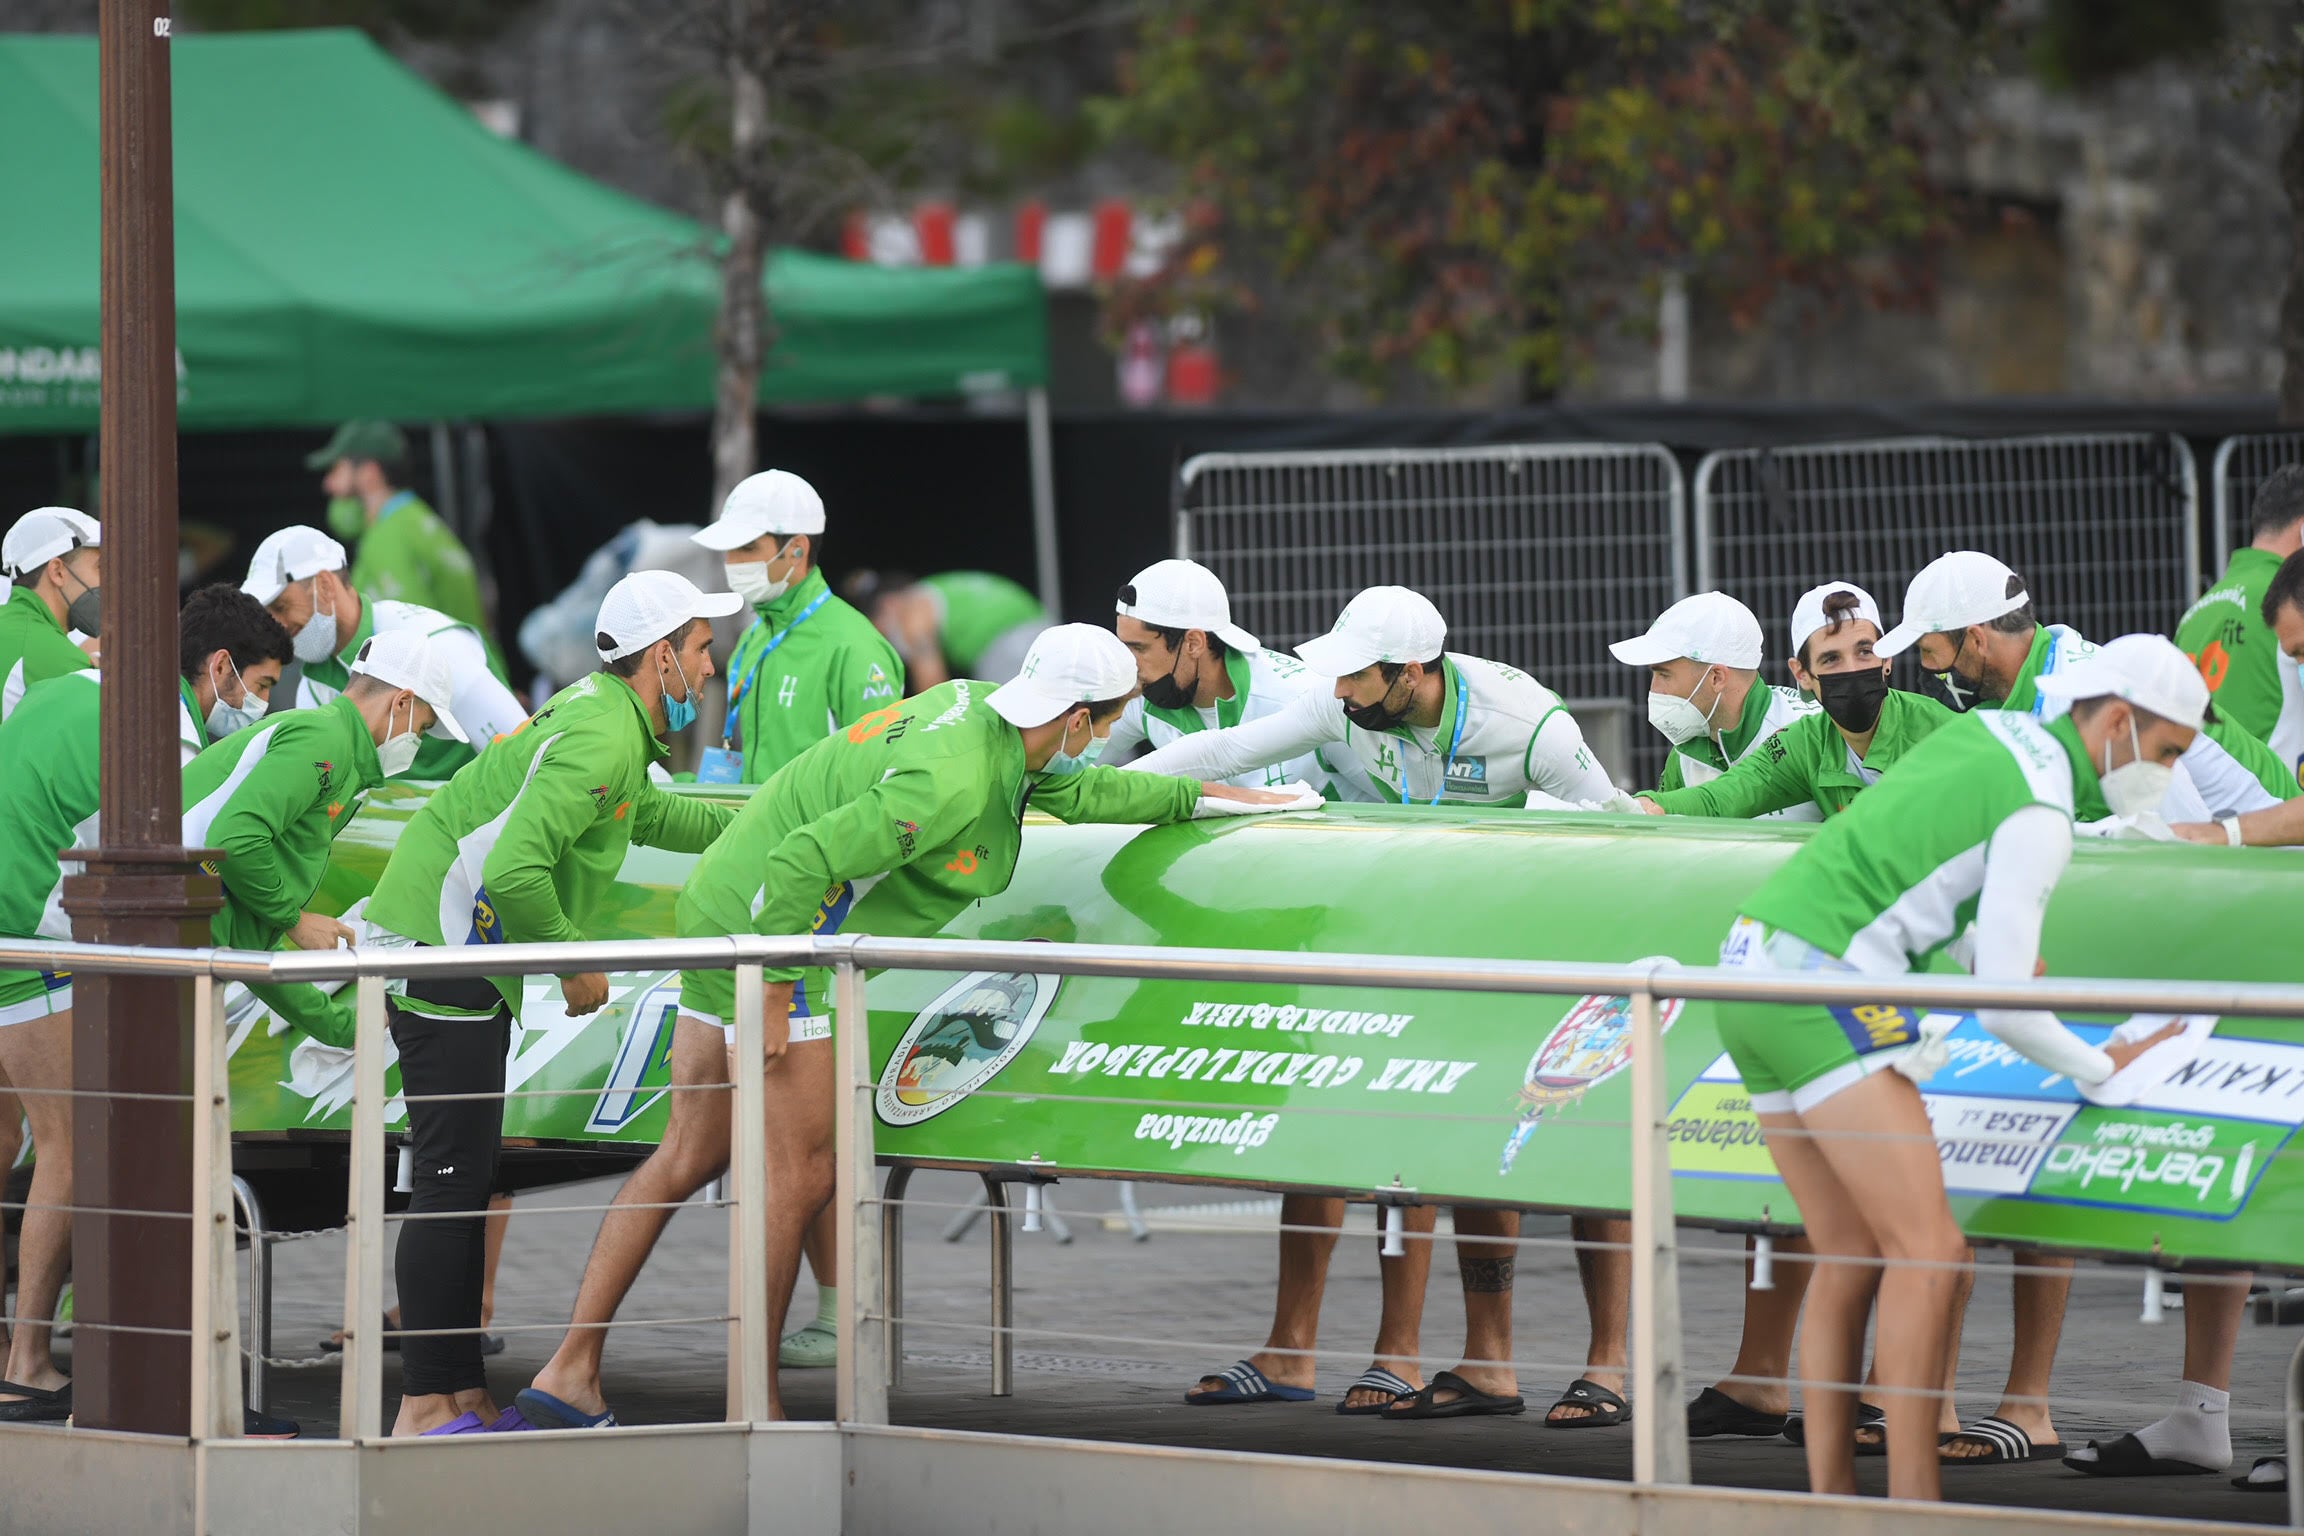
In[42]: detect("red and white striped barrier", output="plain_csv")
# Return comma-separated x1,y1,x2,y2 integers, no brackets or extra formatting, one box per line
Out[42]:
844,200,1185,290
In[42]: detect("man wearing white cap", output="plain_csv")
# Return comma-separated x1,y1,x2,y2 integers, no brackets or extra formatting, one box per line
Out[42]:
244,525,527,780
0,627,458,1426
363,571,743,1436
514,625,1306,1431
1130,585,1616,809
1612,591,1822,822
1639,583,1956,823
689,469,903,786
1106,559,1375,800
1880,551,2295,828
0,507,102,720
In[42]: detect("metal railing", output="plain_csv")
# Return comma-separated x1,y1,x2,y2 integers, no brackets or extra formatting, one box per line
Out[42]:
6,932,2302,1524
2212,432,2304,574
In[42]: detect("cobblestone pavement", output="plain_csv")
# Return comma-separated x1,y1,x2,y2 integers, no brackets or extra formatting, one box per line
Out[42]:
237,1171,2293,1524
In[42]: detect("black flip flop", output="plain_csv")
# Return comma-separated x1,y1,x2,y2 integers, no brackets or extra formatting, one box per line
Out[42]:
2234,1456,2288,1492
320,1314,401,1354
1784,1400,1883,1447
1545,1377,1630,1428
0,1380,69,1422
2064,1433,2221,1477
1687,1385,1787,1438
1941,1415,2062,1464
1382,1369,1526,1420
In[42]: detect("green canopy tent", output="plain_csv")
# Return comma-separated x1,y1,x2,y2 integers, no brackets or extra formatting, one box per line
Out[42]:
0,28,1063,608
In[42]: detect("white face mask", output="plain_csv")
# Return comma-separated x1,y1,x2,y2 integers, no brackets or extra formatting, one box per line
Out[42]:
2100,715,2172,818
376,696,423,776
292,576,339,663
725,543,795,608
204,654,268,739
1646,673,1722,746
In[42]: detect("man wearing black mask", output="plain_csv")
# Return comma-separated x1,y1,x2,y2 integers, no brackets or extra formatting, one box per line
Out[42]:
1636,582,1953,821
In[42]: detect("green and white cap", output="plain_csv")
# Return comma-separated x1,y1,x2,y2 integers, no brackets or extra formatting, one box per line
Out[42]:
3,506,100,577
1116,559,1260,651
241,525,348,603
693,469,826,549
594,570,744,661
1610,590,1763,670
1789,581,1882,658
1294,586,1446,676
2035,633,2208,730
988,623,1139,727
1877,551,2028,658
351,629,469,741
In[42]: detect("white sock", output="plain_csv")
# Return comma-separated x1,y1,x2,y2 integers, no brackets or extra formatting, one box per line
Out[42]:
2131,1381,2233,1470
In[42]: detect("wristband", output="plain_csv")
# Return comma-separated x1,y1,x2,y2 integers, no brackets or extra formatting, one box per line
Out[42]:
2219,814,2243,847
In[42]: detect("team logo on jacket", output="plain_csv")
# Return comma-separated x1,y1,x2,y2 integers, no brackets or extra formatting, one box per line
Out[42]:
1499,960,1682,1175
875,970,1058,1126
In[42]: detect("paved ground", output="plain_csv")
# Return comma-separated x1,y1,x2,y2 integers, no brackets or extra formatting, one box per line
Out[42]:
228,1171,2293,1524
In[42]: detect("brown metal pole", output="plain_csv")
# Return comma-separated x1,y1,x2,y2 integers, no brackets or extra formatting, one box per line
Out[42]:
59,0,222,1437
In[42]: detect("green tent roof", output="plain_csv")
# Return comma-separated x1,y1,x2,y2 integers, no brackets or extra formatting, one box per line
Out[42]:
0,29,1047,431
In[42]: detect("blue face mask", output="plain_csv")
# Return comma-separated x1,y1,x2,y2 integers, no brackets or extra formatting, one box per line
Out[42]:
1042,712,1105,774
663,650,698,733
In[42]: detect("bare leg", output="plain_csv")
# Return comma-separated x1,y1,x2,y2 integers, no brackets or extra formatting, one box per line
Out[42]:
1187,1193,1340,1399
801,1205,837,1292
1347,1204,1436,1409
0,1079,21,1361
1546,1214,1628,1422
1942,1251,2062,1458
1400,1207,1517,1407
760,1040,838,1421
480,1193,512,1331
529,1020,730,1415
1708,1235,1812,1417
2179,1271,2251,1392
0,1013,71,1398
1795,1074,1969,1503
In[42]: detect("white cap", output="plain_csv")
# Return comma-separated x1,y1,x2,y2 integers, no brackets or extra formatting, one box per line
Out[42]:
1876,551,2029,658
987,623,1140,728
2036,633,2209,731
1609,591,1764,671
350,629,469,742
1115,559,1260,652
3,507,100,578
594,569,744,661
691,469,826,551
1789,581,1884,660
1293,586,1447,676
240,525,349,603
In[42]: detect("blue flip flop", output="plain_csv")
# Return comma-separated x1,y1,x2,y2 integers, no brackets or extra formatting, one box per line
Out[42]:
1186,1361,1315,1405
513,1387,618,1430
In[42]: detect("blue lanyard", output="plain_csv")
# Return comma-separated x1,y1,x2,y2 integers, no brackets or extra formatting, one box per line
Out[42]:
1398,669,1469,806
725,588,831,735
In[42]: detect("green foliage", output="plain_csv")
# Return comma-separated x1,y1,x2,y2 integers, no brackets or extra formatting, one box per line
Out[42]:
1099,0,1993,395
181,0,540,47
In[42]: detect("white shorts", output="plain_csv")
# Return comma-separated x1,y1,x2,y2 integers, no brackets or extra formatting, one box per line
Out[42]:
683,1010,831,1045
0,983,72,1028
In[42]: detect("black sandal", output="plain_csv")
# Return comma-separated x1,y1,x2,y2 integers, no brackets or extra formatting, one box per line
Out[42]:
2064,1432,2221,1477
1687,1385,1786,1438
1381,1369,1526,1420
1784,1400,1882,1447
1545,1377,1630,1428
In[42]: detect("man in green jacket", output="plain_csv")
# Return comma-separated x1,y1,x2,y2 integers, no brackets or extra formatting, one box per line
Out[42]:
1612,590,1822,822
2177,465,2304,744
364,570,741,1436
0,506,102,721
514,625,1309,1429
307,419,488,636
849,567,1049,688
0,607,432,1423
688,469,903,785
243,524,526,780
1641,583,1955,821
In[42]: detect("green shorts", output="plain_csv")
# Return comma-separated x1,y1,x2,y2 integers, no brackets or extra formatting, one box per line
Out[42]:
672,879,848,1043
1714,916,1923,1116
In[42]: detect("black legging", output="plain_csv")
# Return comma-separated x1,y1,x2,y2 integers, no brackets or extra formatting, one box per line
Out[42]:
389,973,511,1399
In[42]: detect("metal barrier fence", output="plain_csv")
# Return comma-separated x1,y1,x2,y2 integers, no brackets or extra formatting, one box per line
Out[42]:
7,933,2303,1527
2213,432,2304,574
1176,445,1687,784
1693,434,2202,673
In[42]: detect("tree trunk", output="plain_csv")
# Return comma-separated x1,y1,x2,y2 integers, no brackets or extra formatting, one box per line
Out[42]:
712,0,771,508
2281,93,2304,425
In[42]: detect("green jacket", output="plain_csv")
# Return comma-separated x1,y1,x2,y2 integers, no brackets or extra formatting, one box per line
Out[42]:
2176,547,2285,743
725,567,905,782
348,492,487,636
301,593,507,781
1651,681,1820,796
0,584,91,722
185,696,385,1047
0,673,101,1014
1649,688,1955,820
921,571,1045,675
675,677,1200,1022
365,669,734,1011
1996,623,2296,805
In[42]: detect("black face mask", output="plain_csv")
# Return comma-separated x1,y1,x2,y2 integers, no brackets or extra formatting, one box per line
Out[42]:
61,564,101,638
1816,667,1889,734
1140,647,1194,711
1342,672,1413,734
1935,631,1989,713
